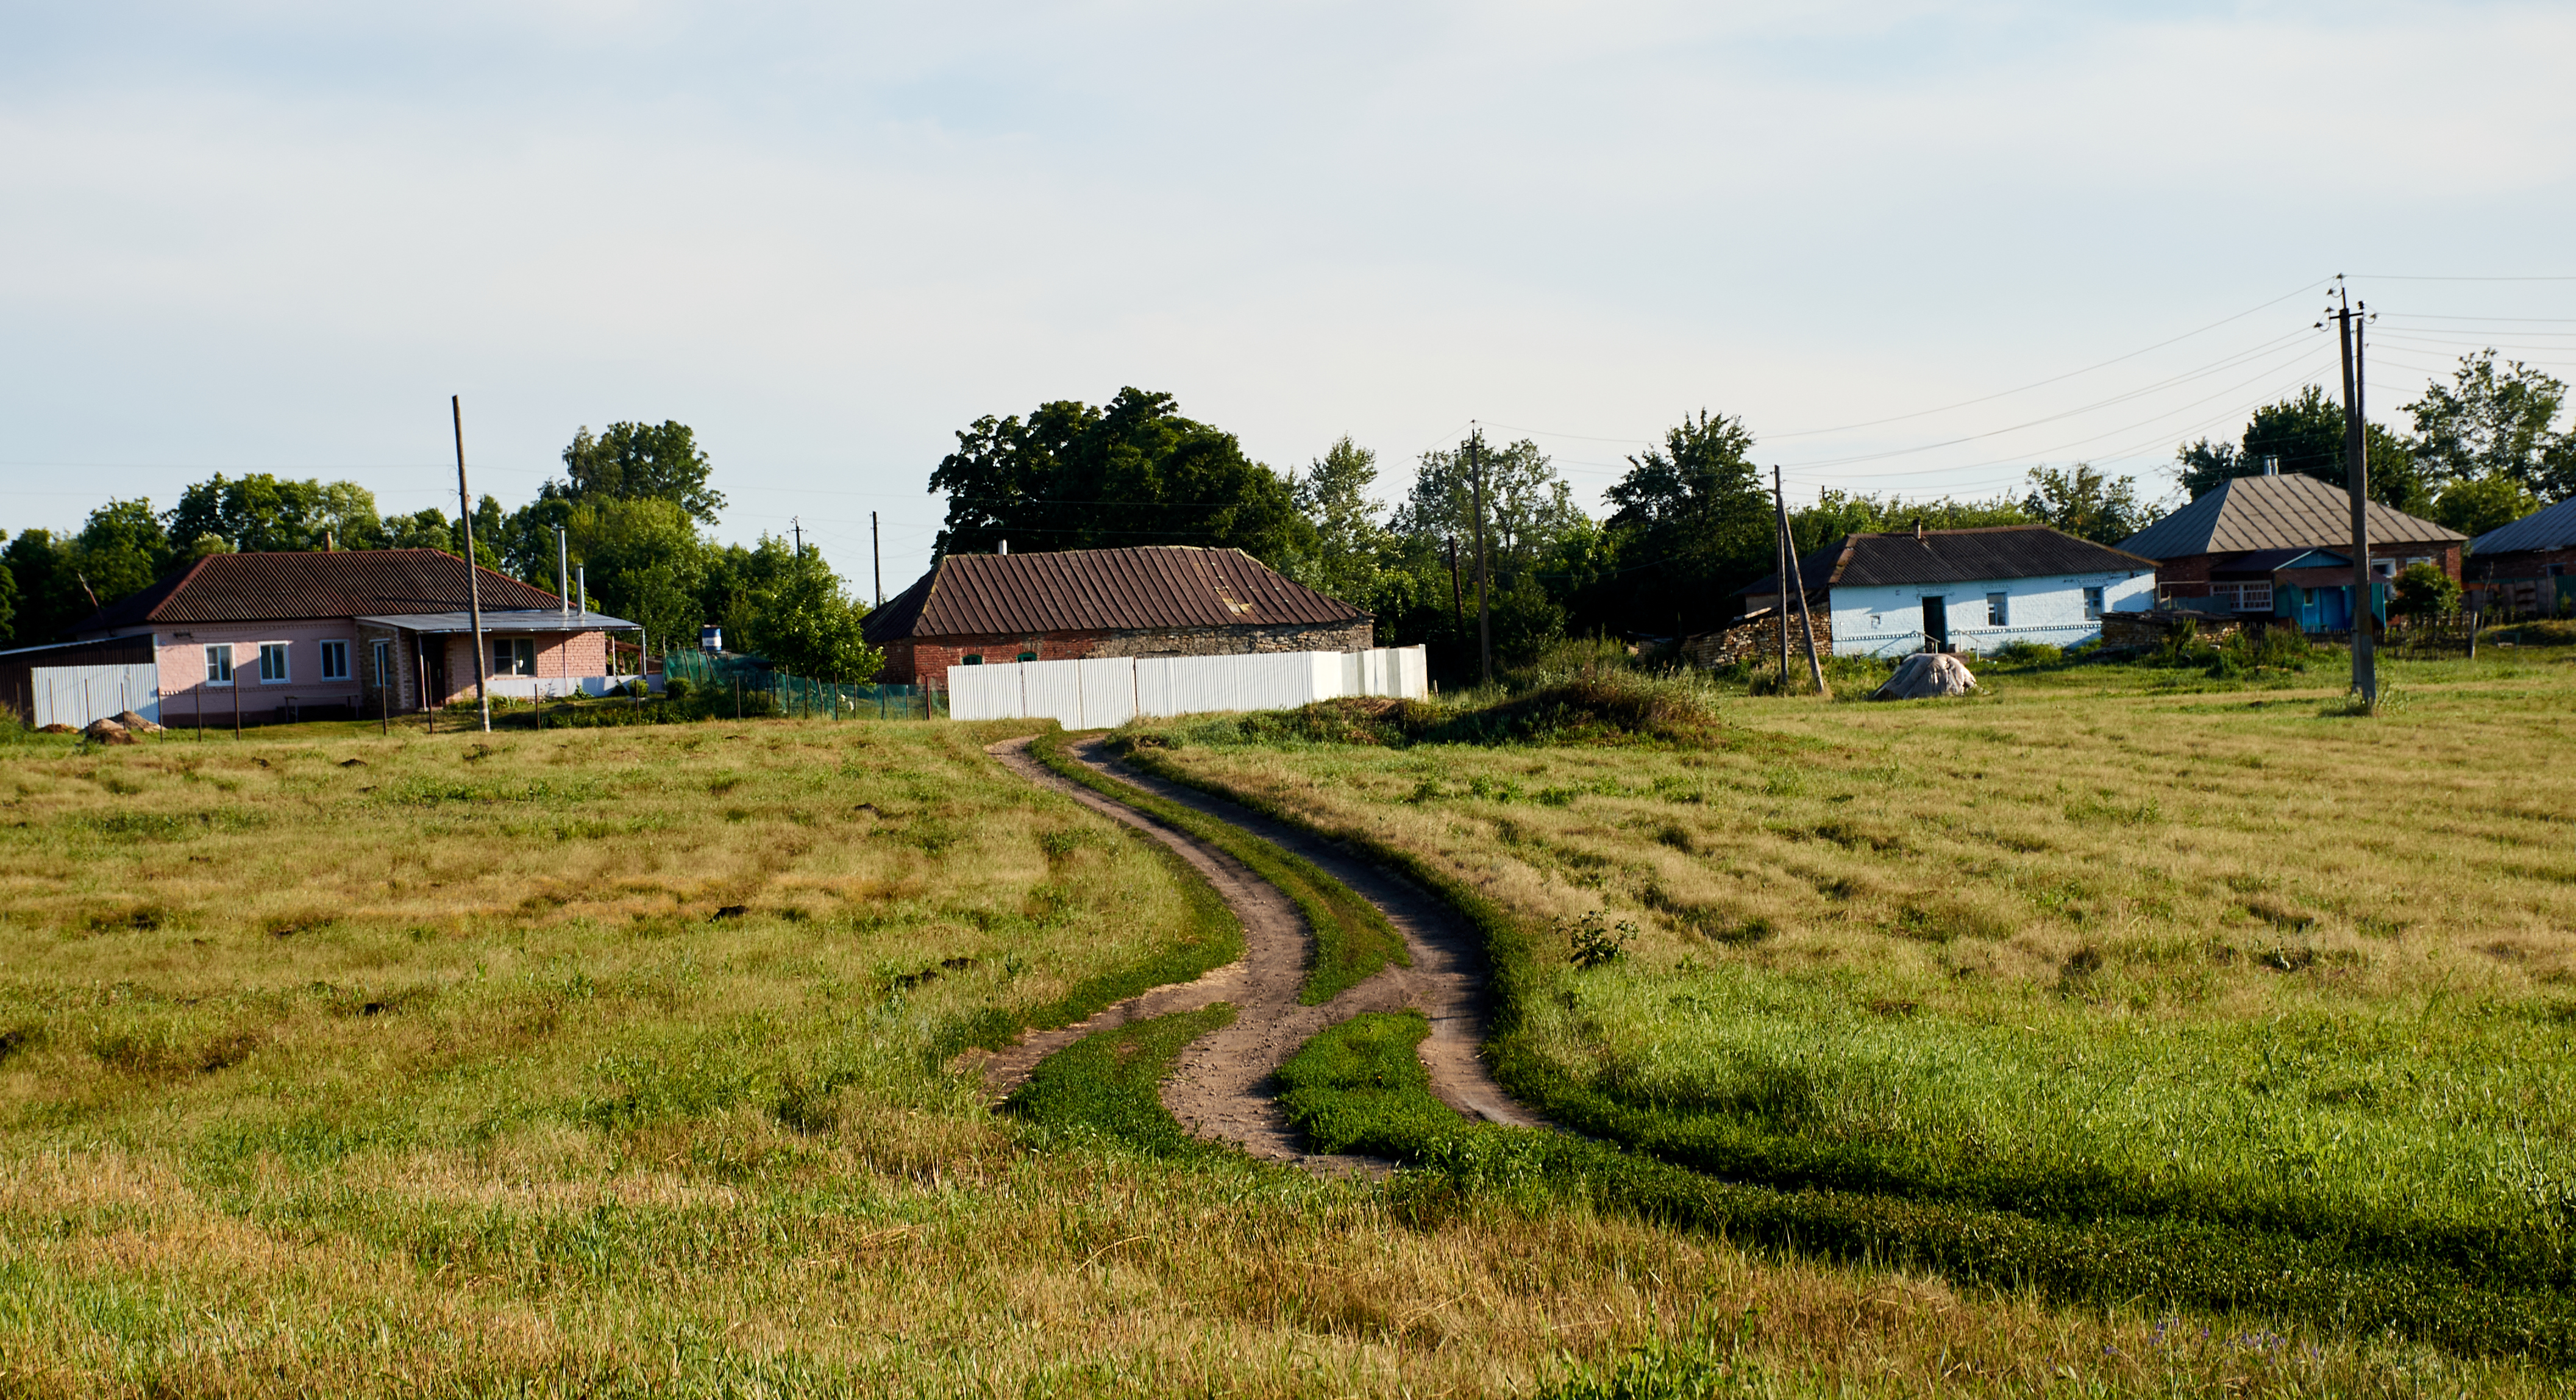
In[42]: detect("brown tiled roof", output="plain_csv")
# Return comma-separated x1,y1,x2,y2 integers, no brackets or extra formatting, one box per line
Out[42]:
2118,472,2459,560
76,550,563,633
1736,525,2156,598
863,546,1366,642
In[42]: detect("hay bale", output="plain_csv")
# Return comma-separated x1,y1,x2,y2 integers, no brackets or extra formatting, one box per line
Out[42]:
82,716,129,740
1871,652,1977,701
115,709,165,734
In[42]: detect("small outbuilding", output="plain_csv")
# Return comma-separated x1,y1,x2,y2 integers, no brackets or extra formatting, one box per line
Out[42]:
862,546,1373,685
1733,524,2157,658
2465,497,2576,616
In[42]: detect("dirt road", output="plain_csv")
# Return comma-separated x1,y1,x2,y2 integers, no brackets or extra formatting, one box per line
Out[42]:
979,735,1541,1173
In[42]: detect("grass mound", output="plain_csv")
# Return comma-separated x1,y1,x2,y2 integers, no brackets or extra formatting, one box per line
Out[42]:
1142,673,1731,750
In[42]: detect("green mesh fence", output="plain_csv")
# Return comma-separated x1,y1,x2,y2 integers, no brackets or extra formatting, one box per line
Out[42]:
660,650,942,720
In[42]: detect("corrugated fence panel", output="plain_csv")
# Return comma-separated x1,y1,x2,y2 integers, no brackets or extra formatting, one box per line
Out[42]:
1134,657,1176,718
947,665,1026,721
1022,661,1085,729
32,664,162,729
1076,657,1138,729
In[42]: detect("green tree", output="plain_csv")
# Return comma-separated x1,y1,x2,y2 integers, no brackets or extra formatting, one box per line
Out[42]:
553,422,727,526
1393,434,1589,661
0,535,15,646
165,474,384,553
559,496,710,654
380,509,454,552
2436,474,2541,541
1283,437,1394,608
1599,410,1770,635
1,530,85,645
2176,387,2426,510
2393,562,2460,620
1790,490,2027,548
928,388,1308,563
2405,350,2571,498
69,499,172,605
2021,463,2152,545
742,550,883,683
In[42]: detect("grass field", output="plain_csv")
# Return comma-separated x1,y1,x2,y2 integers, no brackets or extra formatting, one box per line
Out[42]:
2,675,2572,1396
1117,643,2576,1365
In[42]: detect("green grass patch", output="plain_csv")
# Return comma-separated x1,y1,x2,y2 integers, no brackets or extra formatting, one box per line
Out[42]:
1031,728,1404,1004
1005,1004,1236,1157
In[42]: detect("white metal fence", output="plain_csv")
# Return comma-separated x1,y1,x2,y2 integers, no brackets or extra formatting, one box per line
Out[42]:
948,646,1428,729
30,664,162,729
484,674,662,700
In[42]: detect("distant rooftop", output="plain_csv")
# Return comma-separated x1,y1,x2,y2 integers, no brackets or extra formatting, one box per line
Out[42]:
863,546,1365,642
2118,472,2458,561
78,549,566,634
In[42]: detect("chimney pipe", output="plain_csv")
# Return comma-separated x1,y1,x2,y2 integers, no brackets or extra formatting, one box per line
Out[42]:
1915,516,1924,541
2265,455,2279,476
1000,539,1009,555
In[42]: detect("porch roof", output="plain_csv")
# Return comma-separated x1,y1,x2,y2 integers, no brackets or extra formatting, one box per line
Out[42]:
357,609,639,635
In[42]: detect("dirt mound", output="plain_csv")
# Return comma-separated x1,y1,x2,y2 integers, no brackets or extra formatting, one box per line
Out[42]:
82,718,138,745
37,723,75,734
115,710,165,734
1872,652,1977,700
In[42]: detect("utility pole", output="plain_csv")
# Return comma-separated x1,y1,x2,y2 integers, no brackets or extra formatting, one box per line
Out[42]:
1779,466,1828,696
2330,279,2377,706
871,511,884,607
1470,427,1493,688
1445,537,1464,629
792,516,803,559
452,395,491,734
1773,468,1791,686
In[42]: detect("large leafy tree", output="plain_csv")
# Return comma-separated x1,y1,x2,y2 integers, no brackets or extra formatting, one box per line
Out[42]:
558,496,710,653
1,530,87,645
2406,350,2573,500
165,474,386,554
1598,410,1771,635
553,422,727,525
2175,387,2426,509
2021,463,2152,545
1390,434,1590,659
2435,474,2540,541
1283,437,1394,608
1788,491,2028,551
928,388,1308,563
742,549,883,684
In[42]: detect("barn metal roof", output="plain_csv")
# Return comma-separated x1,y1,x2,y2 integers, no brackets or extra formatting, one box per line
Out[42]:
2469,495,2576,555
863,546,1367,642
2117,472,2459,561
1735,525,2155,598
76,550,564,633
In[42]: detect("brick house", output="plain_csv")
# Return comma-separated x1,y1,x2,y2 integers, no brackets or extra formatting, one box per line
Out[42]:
71,549,639,725
2466,497,2576,616
2116,471,2461,632
862,546,1372,685
1725,524,2157,658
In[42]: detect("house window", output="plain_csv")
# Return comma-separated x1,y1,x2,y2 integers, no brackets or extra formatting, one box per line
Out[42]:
319,640,350,681
493,638,536,676
961,654,984,666
2082,586,2105,621
1985,592,2008,627
371,639,391,685
1017,651,1039,662
2405,556,2433,573
2371,559,2397,579
1866,612,1884,632
205,645,233,686
258,643,290,683
2236,584,2272,613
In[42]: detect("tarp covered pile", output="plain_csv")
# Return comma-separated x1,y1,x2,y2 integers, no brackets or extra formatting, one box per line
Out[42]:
1872,652,1977,700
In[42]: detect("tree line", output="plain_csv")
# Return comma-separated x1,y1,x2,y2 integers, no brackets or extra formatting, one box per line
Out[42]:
7,347,2563,678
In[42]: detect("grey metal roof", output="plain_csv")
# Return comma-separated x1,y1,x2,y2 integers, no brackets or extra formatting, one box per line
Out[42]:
2469,495,2576,555
864,546,1366,642
356,609,639,635
2118,472,2459,560
1735,525,2154,598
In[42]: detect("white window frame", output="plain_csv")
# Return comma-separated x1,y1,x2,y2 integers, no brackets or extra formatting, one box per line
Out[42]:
318,639,350,682
2236,584,2272,613
205,645,234,687
370,638,391,687
258,642,290,684
2082,585,2105,621
1985,591,2008,627
493,637,536,677
2371,559,2397,579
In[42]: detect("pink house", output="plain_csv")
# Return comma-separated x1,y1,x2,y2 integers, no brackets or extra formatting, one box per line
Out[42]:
73,549,640,726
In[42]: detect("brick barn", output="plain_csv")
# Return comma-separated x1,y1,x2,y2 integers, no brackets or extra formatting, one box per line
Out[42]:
71,549,639,725
2117,470,2461,632
862,546,1373,685
2466,497,2576,616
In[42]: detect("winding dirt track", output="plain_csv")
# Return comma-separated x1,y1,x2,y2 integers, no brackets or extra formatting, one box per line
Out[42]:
978,736,1542,1173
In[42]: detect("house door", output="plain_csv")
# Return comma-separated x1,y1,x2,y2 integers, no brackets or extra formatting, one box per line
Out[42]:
1921,596,1949,650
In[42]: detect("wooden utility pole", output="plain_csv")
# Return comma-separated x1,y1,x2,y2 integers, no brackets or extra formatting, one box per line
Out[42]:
1446,537,1464,629
1773,470,1791,687
1470,428,1493,688
2332,283,2377,706
1779,466,1829,696
872,511,884,607
452,395,491,734
792,516,803,559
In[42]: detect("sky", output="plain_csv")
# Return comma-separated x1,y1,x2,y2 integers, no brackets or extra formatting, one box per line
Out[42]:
4,1,2573,590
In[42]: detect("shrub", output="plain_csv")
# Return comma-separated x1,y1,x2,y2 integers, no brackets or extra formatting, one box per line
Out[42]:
662,676,694,702
1565,911,1637,970
2394,563,2461,620
1988,639,2063,666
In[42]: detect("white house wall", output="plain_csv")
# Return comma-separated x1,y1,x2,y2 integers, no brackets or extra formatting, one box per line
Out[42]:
1828,571,2155,657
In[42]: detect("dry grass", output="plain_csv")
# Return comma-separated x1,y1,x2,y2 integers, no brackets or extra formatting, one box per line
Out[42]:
0,712,2570,1395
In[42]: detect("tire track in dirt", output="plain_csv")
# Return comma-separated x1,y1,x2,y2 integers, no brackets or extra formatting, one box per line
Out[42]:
975,736,1542,1174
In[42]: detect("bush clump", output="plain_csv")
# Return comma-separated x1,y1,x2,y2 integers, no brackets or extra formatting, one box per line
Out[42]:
1141,672,1730,749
